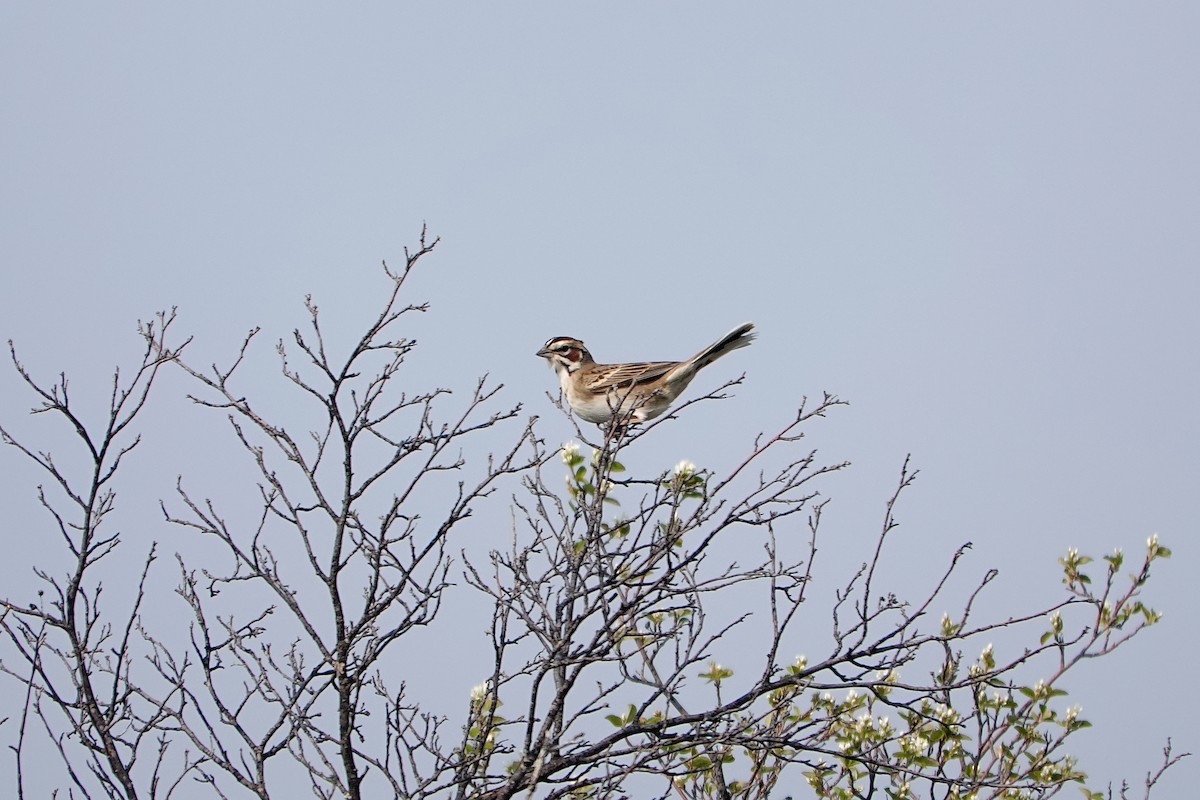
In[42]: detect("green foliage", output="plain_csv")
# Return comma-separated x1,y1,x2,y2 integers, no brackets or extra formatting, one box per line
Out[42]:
562,441,623,509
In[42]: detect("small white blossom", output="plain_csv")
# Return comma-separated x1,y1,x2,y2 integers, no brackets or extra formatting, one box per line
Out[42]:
844,689,858,704
1148,533,1159,548
470,682,488,702
561,442,580,463
935,704,959,723
673,460,696,478
1066,547,1079,560
1064,704,1082,723
793,654,807,670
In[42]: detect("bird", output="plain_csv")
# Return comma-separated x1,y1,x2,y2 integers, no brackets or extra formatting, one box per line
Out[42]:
536,323,756,424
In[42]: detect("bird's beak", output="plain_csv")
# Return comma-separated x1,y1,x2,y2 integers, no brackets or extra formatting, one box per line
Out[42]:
535,347,552,358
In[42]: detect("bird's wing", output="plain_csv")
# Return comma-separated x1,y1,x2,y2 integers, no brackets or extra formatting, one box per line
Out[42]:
586,361,677,392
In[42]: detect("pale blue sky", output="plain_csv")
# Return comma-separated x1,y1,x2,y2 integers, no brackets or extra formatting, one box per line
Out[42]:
2,4,1197,796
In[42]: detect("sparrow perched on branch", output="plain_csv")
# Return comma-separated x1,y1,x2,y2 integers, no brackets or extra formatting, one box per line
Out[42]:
536,323,756,424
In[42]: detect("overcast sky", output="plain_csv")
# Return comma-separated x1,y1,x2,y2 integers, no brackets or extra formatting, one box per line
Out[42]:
2,4,1197,796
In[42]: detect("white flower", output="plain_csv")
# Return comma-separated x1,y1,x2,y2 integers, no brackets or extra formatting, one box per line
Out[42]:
1148,533,1159,548
561,442,580,463
844,689,858,704
935,704,959,723
470,682,488,702
1064,704,1082,723
673,460,696,478
793,654,807,670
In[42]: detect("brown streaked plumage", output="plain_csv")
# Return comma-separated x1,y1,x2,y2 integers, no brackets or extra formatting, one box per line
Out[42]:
536,323,756,424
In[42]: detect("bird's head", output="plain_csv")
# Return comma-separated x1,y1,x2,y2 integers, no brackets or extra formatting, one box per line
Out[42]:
536,336,592,374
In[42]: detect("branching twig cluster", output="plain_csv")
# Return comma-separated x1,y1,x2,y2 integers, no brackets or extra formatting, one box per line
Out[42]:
0,231,1183,800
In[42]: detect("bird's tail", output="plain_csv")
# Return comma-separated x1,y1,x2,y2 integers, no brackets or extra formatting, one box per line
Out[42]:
689,322,756,371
